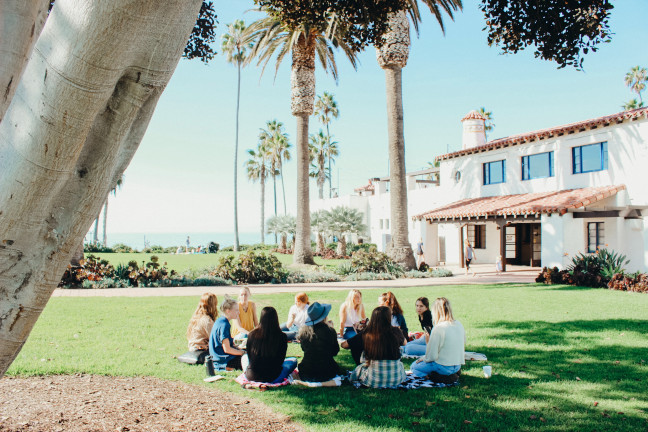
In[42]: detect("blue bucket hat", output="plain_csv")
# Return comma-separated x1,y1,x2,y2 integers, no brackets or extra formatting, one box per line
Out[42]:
304,302,332,326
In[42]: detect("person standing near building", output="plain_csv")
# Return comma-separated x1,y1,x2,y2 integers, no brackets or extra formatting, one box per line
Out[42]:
186,236,191,253
465,240,476,276
416,238,425,269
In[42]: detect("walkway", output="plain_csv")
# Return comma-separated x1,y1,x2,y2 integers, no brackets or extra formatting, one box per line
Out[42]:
52,264,539,298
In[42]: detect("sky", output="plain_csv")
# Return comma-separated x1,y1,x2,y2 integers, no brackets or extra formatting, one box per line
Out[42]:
103,0,648,237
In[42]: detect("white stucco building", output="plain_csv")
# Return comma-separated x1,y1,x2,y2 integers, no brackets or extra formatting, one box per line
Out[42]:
312,107,648,272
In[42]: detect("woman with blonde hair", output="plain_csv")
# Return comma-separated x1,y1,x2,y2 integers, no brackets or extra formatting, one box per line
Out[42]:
230,286,258,339
339,289,366,339
209,297,246,371
186,293,218,352
410,297,465,378
378,291,408,340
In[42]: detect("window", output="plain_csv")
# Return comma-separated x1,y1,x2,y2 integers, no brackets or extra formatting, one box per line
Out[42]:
379,219,384,229
522,151,554,180
483,160,506,185
467,224,486,249
587,222,605,253
573,142,608,174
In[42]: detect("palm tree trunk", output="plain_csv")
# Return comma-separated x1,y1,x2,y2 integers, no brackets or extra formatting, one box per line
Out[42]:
336,235,347,256
326,123,332,198
293,113,315,264
260,173,265,244
317,232,325,253
291,34,316,265
233,62,241,252
280,165,287,215
102,198,108,246
93,217,99,245
384,66,416,270
272,169,277,244
280,234,287,250
318,154,325,199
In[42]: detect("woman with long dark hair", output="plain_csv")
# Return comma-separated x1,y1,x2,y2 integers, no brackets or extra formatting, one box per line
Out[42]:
350,306,406,388
403,297,433,356
378,291,409,340
242,307,297,383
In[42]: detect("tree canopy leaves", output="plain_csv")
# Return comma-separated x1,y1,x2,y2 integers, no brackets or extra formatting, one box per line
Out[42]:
480,0,614,70
254,0,409,52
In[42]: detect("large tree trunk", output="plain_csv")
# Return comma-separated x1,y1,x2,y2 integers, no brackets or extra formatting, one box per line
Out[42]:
0,0,202,378
0,0,49,122
377,12,416,270
291,34,316,265
336,236,347,257
233,62,241,252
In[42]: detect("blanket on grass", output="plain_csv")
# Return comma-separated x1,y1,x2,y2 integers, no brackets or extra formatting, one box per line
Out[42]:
349,372,459,390
235,373,291,389
400,351,487,361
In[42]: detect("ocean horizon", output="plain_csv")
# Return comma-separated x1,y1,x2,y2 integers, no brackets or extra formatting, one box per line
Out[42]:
86,232,274,250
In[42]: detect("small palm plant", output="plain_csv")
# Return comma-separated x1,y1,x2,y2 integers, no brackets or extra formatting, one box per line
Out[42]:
311,209,329,253
266,214,296,251
325,206,367,256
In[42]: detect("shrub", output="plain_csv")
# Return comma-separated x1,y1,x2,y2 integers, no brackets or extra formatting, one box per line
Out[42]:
344,272,395,281
314,248,348,259
84,243,113,253
596,248,629,281
59,254,116,288
429,267,453,278
349,249,403,275
286,270,341,283
607,272,648,293
213,250,287,284
113,243,135,253
535,266,571,284
347,243,378,254
403,270,432,279
193,275,233,286
334,261,355,276
121,256,176,287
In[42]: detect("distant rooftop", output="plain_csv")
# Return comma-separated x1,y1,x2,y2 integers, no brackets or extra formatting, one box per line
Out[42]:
437,107,648,162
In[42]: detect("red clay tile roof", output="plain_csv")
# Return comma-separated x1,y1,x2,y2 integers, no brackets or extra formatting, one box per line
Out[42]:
438,107,648,161
413,185,626,221
354,181,375,193
461,110,486,121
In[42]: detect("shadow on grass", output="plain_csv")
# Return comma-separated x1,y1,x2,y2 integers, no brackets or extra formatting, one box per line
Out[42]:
253,319,648,432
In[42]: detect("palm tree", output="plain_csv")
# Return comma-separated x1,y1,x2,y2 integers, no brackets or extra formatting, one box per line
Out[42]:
622,98,643,110
309,130,339,199
247,13,358,265
246,140,270,244
102,175,124,246
314,92,340,198
222,20,253,252
265,120,291,215
477,106,495,140
377,0,462,270
325,206,367,256
266,214,296,251
625,66,647,104
311,209,329,253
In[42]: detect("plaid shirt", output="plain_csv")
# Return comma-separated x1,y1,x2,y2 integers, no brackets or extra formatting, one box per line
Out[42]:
350,357,407,389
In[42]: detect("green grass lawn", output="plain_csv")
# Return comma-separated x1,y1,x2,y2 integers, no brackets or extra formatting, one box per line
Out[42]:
8,284,648,431
90,252,346,272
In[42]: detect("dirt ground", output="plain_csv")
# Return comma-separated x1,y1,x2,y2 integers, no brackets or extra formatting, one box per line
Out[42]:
0,374,303,432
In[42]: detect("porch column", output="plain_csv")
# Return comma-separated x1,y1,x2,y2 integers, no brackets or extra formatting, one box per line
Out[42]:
459,226,465,268
497,219,507,272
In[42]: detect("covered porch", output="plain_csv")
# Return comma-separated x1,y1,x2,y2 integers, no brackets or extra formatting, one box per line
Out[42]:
413,185,629,272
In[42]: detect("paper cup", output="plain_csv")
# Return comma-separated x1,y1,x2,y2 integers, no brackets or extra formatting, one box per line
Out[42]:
483,365,492,378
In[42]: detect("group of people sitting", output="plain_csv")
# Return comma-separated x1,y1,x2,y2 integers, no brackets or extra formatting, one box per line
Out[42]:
185,287,465,388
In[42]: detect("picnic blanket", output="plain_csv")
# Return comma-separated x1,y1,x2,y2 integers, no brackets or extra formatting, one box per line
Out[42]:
349,372,459,390
235,373,291,389
401,351,487,361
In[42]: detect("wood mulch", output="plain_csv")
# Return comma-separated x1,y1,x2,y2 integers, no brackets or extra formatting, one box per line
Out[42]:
0,374,303,432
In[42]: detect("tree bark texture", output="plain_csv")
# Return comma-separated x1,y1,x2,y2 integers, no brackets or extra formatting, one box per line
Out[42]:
0,0,202,377
336,236,347,257
317,233,325,253
378,11,415,270
383,67,416,270
0,0,50,122
291,34,316,264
